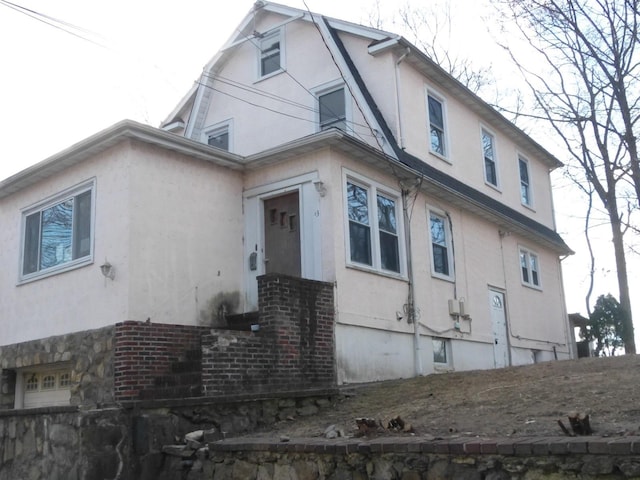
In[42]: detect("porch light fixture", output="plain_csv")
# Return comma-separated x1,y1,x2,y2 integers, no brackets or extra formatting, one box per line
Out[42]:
313,180,327,197
100,260,115,280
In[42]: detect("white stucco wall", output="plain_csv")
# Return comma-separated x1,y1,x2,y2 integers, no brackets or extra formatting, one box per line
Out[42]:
0,140,244,346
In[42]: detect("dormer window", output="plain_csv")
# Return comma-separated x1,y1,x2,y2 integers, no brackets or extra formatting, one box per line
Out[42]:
259,30,282,78
203,121,232,152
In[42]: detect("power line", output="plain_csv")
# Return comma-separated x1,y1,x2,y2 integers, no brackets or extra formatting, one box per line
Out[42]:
0,0,107,49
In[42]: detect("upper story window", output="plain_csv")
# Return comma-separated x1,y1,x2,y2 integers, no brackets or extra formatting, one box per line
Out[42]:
519,247,541,288
21,180,94,281
428,209,454,281
427,92,447,157
519,156,532,206
482,128,498,187
344,172,402,275
259,30,282,78
204,121,231,151
318,86,346,131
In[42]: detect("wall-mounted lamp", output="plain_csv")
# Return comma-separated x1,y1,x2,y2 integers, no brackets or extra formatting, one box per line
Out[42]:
100,260,115,280
313,180,327,197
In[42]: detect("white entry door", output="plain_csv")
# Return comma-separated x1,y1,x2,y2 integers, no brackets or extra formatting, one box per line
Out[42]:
489,289,509,368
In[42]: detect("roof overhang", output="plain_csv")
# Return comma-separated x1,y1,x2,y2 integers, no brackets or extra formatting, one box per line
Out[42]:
0,120,244,200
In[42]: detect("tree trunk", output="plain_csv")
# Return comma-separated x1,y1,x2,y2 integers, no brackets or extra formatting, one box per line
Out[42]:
609,206,636,354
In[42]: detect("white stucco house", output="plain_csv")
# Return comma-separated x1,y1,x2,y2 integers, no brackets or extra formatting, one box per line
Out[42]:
0,1,573,408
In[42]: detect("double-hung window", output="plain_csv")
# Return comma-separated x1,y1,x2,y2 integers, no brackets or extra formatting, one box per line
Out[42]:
21,181,94,280
482,128,498,187
519,247,540,288
427,93,447,157
429,210,454,280
519,156,532,206
345,173,402,275
259,30,282,78
318,87,346,131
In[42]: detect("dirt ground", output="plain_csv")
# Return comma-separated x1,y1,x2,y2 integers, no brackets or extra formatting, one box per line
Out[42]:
261,355,640,439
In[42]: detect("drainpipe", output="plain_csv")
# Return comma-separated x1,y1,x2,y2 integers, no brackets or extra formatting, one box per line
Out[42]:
402,186,423,376
394,48,410,150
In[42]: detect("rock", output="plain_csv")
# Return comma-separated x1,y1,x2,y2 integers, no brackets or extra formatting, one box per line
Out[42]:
162,445,195,458
185,430,204,443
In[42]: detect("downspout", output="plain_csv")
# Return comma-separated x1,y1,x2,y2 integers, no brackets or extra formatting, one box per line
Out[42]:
394,48,410,150
402,187,422,376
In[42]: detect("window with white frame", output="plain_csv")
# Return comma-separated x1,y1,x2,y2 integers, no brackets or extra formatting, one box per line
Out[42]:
205,123,230,151
21,181,94,280
318,86,346,131
259,30,282,78
519,247,541,288
427,93,447,157
345,174,402,274
428,210,454,280
519,156,532,206
482,128,498,187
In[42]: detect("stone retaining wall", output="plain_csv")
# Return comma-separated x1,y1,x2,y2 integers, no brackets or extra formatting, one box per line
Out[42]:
0,390,338,480
197,436,640,479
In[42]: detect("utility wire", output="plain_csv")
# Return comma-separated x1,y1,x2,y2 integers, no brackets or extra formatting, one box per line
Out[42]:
0,0,107,48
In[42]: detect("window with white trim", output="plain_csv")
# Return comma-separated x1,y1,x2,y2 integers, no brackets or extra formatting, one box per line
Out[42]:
21,181,94,280
519,156,532,206
482,128,498,187
427,92,447,157
205,123,231,151
318,86,346,131
259,30,282,78
428,210,454,280
345,174,402,274
519,247,541,288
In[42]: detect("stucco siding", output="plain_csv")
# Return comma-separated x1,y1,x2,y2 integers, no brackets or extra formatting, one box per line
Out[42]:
126,142,244,325
0,143,132,345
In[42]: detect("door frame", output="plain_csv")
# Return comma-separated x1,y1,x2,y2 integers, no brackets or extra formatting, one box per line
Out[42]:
243,172,323,311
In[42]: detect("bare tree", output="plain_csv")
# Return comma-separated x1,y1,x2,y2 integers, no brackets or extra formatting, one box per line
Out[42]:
494,0,639,353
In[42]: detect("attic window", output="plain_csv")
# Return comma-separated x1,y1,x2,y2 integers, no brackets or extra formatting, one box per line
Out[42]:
259,30,282,78
203,121,232,152
318,87,346,131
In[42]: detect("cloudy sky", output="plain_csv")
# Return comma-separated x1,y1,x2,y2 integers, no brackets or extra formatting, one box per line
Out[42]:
1,0,636,343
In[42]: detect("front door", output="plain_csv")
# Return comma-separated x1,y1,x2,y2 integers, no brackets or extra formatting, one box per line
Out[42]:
489,289,509,368
263,192,301,277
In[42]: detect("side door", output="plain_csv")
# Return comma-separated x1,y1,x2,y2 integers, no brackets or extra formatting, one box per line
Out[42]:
489,289,510,368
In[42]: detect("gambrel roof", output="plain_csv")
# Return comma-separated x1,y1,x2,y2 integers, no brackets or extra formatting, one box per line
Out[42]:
162,1,571,255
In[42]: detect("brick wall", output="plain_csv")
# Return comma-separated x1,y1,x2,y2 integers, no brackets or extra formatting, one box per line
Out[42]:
113,321,208,401
202,274,335,395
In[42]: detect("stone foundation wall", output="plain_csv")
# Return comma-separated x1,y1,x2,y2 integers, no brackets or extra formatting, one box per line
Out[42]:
0,325,115,409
